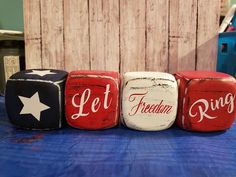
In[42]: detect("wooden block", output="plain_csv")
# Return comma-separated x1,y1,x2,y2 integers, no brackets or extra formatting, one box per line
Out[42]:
5,69,68,130
65,70,120,130
175,71,236,132
122,72,178,131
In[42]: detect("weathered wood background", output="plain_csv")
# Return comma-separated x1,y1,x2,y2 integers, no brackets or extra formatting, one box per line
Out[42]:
23,0,220,73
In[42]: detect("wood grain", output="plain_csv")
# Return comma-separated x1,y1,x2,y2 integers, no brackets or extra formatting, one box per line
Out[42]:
146,0,169,72
168,0,197,73
41,0,64,69
196,0,220,71
89,0,119,71
120,0,146,73
64,0,90,71
23,0,220,73
23,0,42,69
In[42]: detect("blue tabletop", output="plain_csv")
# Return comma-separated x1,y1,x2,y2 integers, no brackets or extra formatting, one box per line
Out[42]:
0,96,235,177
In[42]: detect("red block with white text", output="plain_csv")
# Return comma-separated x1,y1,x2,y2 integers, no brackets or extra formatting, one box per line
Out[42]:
65,71,119,130
175,71,236,132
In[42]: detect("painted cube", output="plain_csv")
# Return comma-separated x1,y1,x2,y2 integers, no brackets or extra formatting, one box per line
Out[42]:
5,69,68,130
65,70,120,130
175,71,236,132
122,72,178,131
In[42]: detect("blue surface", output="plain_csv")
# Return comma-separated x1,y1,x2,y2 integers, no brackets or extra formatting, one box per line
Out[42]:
0,96,236,177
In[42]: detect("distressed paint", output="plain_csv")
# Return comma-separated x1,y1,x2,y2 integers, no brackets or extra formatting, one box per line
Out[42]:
5,69,68,130
175,71,236,132
122,72,178,131
65,71,119,130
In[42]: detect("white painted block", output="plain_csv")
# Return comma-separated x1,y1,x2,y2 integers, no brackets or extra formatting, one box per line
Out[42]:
122,72,178,131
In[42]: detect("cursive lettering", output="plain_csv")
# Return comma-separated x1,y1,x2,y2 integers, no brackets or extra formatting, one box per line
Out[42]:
128,92,173,116
71,84,112,119
189,93,235,122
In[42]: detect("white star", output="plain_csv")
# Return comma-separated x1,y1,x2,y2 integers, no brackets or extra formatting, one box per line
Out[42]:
18,92,50,121
26,70,56,77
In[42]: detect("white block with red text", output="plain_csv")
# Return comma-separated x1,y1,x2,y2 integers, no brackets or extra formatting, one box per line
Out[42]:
122,72,178,131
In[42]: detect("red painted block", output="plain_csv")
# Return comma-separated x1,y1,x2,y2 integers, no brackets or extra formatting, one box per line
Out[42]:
65,71,120,130
175,71,236,132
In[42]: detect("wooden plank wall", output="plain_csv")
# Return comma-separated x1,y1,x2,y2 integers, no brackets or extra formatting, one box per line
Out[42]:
23,0,220,73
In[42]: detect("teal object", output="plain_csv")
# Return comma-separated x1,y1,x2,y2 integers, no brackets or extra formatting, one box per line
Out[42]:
217,13,236,77
217,31,236,77
231,11,236,27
